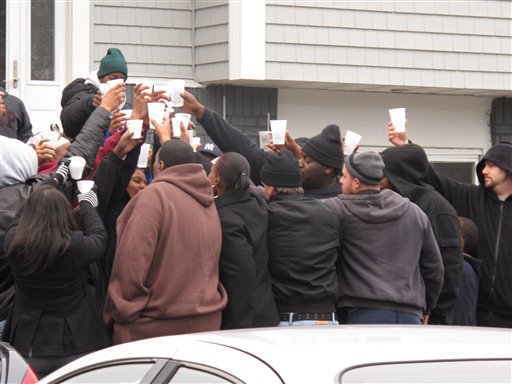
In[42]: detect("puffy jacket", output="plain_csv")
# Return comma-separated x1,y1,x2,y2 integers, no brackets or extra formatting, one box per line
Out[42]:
60,78,98,139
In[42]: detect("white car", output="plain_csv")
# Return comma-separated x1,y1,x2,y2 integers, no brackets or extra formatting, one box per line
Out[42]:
39,325,512,384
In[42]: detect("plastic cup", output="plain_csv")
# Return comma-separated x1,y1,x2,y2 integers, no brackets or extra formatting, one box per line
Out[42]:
69,156,86,180
168,79,185,107
77,180,94,194
121,109,133,119
259,131,272,150
174,113,191,131
127,120,143,139
137,143,151,168
270,120,287,145
344,130,362,156
99,83,110,94
107,78,124,89
147,103,166,129
192,137,201,148
171,118,182,138
153,84,169,99
389,108,406,133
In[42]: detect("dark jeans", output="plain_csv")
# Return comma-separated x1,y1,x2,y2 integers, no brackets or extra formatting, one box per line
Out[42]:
342,308,422,325
477,310,512,328
27,352,88,378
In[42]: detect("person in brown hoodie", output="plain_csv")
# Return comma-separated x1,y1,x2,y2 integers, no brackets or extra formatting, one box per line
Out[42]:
104,139,227,344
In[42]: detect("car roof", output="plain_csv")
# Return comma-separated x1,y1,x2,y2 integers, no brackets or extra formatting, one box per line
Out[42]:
41,325,512,383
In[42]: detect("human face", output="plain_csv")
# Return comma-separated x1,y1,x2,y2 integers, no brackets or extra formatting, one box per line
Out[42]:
341,165,357,195
99,72,127,83
299,152,330,189
481,161,508,190
126,169,147,198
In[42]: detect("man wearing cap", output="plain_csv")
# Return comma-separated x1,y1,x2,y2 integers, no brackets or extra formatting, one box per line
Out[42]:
60,48,129,139
389,127,512,327
323,152,443,325
380,144,464,325
182,91,343,198
260,151,340,325
198,141,223,163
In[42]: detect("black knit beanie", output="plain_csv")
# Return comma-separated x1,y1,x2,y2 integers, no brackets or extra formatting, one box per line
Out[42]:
301,124,343,169
345,152,385,186
260,151,303,187
476,141,512,185
98,48,128,79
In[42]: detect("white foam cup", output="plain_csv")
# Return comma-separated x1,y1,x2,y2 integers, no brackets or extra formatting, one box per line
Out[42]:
171,118,182,138
77,180,94,194
121,109,133,119
344,130,362,156
174,113,191,131
388,108,406,133
168,79,185,107
259,131,272,150
137,143,152,168
270,120,287,145
69,156,86,180
147,103,166,129
127,120,143,139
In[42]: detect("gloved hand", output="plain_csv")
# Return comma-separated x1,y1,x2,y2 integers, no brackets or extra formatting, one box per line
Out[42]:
77,189,98,208
52,158,71,187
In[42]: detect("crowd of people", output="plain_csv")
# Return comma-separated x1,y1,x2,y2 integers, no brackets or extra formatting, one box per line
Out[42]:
0,47,511,377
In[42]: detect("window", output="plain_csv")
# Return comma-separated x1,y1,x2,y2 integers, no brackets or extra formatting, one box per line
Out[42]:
169,366,233,383
31,0,55,81
431,162,475,184
63,363,155,384
341,360,512,383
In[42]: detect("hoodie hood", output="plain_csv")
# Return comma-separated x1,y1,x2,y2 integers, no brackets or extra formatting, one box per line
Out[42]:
476,141,512,186
84,70,101,89
380,144,434,201
0,136,38,187
340,189,410,224
152,163,214,207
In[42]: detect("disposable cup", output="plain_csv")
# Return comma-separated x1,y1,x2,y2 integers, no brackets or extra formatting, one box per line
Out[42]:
69,156,86,180
192,137,201,148
99,83,110,94
121,109,133,119
77,180,94,194
270,120,287,145
147,103,166,129
137,143,151,168
171,118,182,138
389,108,406,133
107,78,125,89
259,131,272,150
127,120,143,139
344,130,362,156
174,113,191,131
168,79,185,107
153,84,169,99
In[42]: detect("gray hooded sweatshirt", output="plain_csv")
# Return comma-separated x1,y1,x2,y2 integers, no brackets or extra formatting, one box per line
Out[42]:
323,189,443,317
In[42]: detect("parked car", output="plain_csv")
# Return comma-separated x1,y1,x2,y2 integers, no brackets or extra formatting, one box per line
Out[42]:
0,342,38,384
39,325,512,384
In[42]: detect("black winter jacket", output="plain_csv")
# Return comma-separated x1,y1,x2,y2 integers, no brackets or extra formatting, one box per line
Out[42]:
0,87,32,143
60,78,98,138
267,193,339,313
215,190,279,329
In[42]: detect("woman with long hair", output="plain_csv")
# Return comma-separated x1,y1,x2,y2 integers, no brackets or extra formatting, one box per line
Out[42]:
3,184,110,377
209,152,278,329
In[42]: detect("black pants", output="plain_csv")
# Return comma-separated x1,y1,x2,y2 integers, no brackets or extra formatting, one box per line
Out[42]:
477,310,512,328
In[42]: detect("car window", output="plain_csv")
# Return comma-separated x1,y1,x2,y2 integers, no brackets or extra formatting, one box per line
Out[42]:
341,360,512,383
169,366,233,383
62,362,155,384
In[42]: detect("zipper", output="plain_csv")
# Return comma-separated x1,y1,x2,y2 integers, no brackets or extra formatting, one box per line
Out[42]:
489,202,504,298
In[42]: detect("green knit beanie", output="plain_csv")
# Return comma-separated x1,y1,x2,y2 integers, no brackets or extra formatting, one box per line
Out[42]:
98,48,128,79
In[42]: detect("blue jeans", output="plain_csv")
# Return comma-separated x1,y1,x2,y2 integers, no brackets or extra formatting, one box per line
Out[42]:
344,308,421,324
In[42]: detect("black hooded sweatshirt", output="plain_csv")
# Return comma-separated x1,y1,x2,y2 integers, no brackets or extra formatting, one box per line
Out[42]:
381,144,463,325
425,141,512,325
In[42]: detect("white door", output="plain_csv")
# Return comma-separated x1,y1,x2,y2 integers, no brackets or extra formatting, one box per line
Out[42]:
3,0,69,134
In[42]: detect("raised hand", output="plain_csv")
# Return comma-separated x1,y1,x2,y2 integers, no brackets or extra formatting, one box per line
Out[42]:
100,83,125,113
387,120,409,146
181,90,205,119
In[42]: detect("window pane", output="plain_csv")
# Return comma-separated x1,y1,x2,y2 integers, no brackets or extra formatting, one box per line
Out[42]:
431,162,475,184
170,367,233,383
31,0,54,81
64,363,155,384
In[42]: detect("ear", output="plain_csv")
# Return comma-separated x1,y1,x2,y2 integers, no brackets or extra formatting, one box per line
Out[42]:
323,166,335,176
158,160,165,173
353,177,362,191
